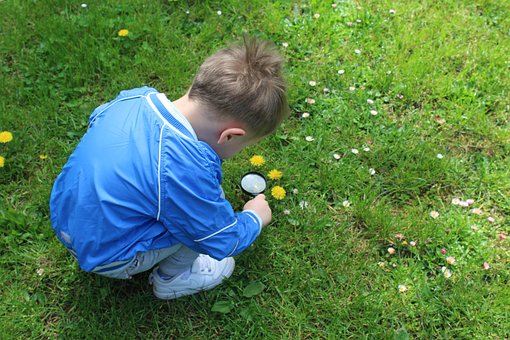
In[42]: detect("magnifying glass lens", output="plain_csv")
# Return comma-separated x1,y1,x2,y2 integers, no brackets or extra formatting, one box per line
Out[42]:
240,172,266,196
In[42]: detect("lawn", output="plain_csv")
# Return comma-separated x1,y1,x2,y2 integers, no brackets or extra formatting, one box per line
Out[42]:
1,0,509,338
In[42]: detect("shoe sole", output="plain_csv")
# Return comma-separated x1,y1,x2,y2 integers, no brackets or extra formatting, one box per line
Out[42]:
152,257,235,300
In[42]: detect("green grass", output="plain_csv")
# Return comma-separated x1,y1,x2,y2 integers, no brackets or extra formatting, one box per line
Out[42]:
1,0,509,338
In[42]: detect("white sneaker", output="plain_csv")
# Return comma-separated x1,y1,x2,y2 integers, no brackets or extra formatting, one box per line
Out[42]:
149,254,235,300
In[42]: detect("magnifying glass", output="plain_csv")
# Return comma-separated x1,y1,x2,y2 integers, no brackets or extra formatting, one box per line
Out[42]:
240,172,267,196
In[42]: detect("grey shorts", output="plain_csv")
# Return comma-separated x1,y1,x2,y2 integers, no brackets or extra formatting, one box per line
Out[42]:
92,244,182,279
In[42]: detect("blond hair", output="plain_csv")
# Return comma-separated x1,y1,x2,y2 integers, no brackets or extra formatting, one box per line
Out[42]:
188,36,289,137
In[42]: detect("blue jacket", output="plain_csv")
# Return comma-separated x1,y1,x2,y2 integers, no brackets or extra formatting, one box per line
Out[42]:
50,87,262,272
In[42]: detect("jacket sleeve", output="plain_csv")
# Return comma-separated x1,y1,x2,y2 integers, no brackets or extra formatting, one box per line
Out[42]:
158,140,262,260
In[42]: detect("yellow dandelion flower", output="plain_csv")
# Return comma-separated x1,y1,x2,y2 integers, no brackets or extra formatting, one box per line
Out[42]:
267,169,283,180
39,154,48,160
118,29,129,37
0,131,13,143
271,186,286,200
0,156,4,168
249,155,265,167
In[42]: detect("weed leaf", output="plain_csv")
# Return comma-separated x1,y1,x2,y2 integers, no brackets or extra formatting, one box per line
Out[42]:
242,281,265,297
211,300,234,314
394,328,409,340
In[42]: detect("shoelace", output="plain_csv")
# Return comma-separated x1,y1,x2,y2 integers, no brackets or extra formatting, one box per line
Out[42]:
197,256,213,274
174,256,213,281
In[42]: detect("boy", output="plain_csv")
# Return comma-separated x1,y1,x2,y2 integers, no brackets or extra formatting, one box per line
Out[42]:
50,36,288,300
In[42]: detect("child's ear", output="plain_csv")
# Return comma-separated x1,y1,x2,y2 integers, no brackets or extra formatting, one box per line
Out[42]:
217,128,246,144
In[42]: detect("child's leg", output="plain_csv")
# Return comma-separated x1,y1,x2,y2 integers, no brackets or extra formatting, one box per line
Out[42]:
94,245,181,279
156,245,199,278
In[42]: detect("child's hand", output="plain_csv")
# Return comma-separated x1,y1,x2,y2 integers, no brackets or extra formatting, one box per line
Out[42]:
243,194,272,227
